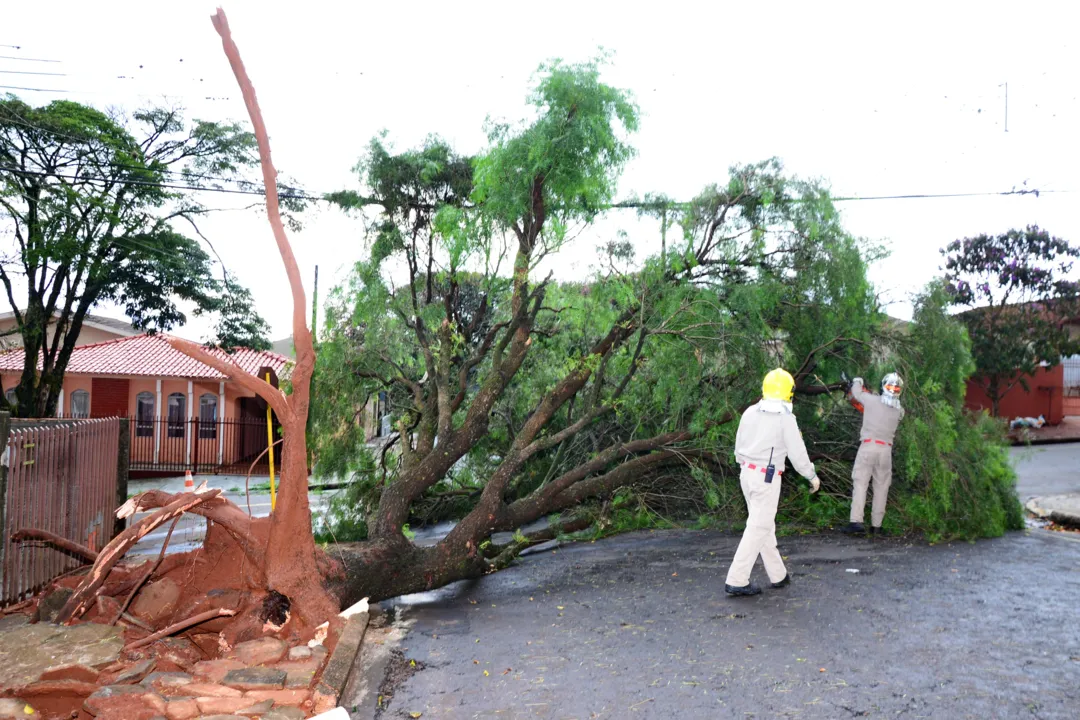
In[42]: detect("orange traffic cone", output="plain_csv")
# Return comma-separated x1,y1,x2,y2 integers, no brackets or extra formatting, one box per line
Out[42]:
184,470,194,490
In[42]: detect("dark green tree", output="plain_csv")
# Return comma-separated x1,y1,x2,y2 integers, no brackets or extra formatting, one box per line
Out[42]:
942,226,1080,416
0,96,273,417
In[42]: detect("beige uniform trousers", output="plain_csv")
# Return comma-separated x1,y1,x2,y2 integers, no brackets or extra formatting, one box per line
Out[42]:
725,465,786,587
850,442,892,526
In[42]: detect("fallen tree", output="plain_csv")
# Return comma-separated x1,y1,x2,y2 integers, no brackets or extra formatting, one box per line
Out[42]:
312,59,887,603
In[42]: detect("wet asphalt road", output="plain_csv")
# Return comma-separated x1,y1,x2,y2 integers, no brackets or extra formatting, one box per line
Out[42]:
1010,443,1080,500
381,529,1080,719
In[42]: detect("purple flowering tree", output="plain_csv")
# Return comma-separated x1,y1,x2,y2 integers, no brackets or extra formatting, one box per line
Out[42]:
942,225,1080,417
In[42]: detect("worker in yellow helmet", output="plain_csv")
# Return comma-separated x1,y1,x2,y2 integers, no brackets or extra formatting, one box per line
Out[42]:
726,368,821,596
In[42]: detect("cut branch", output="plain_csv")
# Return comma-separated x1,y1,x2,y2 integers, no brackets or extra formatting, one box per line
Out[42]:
11,529,98,563
124,608,237,651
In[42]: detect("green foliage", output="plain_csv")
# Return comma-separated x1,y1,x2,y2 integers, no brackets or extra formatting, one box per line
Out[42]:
0,96,272,416
474,54,639,239
882,284,1023,540
942,226,1080,414
310,56,1022,551
313,483,370,544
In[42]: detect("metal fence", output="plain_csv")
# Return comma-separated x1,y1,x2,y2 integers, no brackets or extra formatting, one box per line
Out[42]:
128,417,278,474
1,416,123,607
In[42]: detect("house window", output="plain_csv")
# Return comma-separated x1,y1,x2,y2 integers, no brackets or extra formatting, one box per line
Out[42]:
70,390,90,419
4,388,16,410
199,393,218,439
167,393,186,438
136,392,155,437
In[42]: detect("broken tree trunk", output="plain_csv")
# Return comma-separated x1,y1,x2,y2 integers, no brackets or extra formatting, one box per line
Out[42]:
13,8,342,659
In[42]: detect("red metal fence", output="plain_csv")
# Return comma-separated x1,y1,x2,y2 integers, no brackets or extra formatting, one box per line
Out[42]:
1,417,121,607
128,417,278,474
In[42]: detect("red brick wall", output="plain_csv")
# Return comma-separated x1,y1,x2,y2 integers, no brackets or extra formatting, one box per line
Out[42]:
90,378,130,418
965,365,1064,425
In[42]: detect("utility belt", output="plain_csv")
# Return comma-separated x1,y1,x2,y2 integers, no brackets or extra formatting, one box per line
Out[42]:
740,461,783,476
861,438,892,447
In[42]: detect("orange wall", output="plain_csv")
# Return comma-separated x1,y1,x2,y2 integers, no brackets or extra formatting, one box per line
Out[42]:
1,372,262,421
965,365,1065,425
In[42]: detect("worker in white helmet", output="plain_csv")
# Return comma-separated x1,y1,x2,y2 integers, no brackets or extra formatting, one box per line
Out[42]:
725,368,821,597
842,372,905,535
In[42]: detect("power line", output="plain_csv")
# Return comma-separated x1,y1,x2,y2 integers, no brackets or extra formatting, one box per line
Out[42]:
1,165,319,201
4,110,1075,204
5,164,1072,209
0,84,67,94
0,70,66,77
0,54,61,63
830,189,1067,202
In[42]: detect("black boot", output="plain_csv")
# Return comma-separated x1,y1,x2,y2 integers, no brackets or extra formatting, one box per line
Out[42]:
770,574,791,589
868,526,881,537
725,582,762,597
841,522,865,535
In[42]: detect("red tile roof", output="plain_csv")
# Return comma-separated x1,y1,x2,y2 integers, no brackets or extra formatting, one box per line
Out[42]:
0,334,290,380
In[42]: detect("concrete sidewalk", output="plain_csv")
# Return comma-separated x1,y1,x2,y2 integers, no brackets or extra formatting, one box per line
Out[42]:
1026,495,1080,527
1009,415,1080,445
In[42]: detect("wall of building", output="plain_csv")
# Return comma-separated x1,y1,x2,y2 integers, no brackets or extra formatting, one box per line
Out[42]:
0,318,128,350
965,365,1065,425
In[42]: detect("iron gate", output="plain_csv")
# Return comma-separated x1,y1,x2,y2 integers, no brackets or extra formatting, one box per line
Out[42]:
0,417,121,606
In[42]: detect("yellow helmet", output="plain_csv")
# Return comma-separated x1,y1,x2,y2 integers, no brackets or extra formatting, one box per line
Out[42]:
762,368,795,402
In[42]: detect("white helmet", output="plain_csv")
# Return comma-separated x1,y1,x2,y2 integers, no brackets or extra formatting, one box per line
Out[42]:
881,372,903,409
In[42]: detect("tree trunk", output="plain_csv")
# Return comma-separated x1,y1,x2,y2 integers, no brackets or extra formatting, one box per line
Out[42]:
329,538,489,606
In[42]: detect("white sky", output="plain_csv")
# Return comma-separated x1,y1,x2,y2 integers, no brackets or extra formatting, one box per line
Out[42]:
3,0,1078,342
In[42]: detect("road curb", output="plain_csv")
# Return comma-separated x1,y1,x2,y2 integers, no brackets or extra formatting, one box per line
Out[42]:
313,612,369,714
1026,498,1080,529
1010,436,1080,447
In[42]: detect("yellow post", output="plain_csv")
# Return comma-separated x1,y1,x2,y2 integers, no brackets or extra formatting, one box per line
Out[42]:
265,371,277,512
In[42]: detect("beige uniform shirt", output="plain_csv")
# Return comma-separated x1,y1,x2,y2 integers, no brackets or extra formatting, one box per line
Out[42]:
734,400,816,479
851,379,904,444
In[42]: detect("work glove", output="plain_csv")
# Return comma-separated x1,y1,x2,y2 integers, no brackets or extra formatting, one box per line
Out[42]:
809,475,820,494
839,371,853,393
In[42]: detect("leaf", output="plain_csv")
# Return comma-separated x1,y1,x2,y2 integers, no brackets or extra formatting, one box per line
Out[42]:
483,670,490,676
410,714,423,719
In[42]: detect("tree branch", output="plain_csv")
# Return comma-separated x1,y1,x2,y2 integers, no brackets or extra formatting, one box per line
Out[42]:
166,336,292,423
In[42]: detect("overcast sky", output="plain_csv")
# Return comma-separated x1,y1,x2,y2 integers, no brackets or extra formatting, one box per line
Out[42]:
4,0,1078,343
